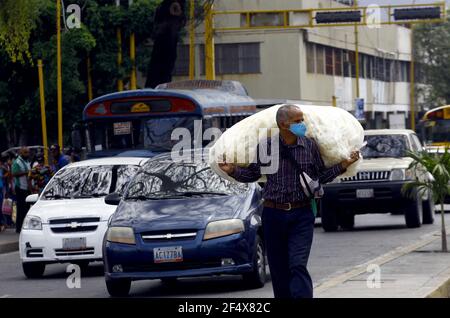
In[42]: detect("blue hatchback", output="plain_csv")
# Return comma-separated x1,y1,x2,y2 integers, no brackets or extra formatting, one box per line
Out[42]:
103,151,266,297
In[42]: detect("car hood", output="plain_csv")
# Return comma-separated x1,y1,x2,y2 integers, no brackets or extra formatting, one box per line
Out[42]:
358,157,413,171
29,198,117,223
111,195,251,233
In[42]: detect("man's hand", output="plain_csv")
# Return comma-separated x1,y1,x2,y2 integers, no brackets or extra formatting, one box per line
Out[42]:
340,151,360,169
218,162,236,175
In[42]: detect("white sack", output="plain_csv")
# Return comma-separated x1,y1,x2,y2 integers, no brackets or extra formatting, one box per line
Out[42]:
209,104,364,183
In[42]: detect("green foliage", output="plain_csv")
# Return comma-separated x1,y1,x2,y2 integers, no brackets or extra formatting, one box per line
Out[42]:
414,14,450,106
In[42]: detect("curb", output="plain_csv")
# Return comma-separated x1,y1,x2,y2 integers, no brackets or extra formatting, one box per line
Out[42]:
427,278,450,298
0,241,19,254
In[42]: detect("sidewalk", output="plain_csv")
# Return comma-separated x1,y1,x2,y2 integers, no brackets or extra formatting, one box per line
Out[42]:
0,228,19,254
314,228,450,298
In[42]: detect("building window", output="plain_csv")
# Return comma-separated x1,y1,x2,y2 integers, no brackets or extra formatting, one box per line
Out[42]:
171,45,189,76
334,0,355,5
200,43,261,75
334,48,343,76
316,45,325,74
306,42,315,73
325,47,334,75
385,60,392,82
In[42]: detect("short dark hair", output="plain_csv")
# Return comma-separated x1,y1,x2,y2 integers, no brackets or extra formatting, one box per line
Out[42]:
276,104,300,128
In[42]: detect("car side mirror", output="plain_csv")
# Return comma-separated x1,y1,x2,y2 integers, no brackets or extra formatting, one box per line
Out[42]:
26,194,39,204
105,192,121,206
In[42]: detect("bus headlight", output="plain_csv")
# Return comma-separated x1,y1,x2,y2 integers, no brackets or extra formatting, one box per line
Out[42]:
106,227,136,245
203,219,244,241
22,215,42,230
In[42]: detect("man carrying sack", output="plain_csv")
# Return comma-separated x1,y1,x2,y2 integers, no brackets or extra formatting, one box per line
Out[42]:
219,105,359,298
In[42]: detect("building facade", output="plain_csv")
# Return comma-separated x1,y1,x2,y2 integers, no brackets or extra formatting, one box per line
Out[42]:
165,0,422,129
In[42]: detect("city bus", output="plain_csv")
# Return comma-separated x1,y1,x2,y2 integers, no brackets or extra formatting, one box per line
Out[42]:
419,105,450,149
72,80,272,158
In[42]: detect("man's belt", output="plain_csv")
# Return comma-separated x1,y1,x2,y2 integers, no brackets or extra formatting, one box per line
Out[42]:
263,199,311,211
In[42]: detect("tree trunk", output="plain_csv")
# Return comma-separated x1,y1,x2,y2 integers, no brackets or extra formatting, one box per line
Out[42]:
145,0,187,88
440,201,448,252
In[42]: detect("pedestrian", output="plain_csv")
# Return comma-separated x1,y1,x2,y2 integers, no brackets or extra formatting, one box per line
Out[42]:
29,154,53,194
0,155,7,232
65,147,80,163
11,147,32,233
219,104,360,298
50,144,70,172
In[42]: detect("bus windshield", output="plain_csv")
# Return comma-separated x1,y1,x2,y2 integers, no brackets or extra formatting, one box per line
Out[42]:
423,120,450,144
86,115,200,154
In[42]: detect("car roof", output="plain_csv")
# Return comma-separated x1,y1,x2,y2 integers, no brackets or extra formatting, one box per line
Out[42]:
364,129,416,136
64,157,149,168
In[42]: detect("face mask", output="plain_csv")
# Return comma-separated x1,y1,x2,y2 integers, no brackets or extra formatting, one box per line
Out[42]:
289,122,307,137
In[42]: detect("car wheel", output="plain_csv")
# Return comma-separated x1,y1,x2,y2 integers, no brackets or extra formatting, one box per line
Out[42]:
422,192,435,225
73,261,89,273
106,278,131,297
243,235,266,288
338,211,355,230
321,201,338,232
405,194,422,228
160,278,178,285
22,262,46,279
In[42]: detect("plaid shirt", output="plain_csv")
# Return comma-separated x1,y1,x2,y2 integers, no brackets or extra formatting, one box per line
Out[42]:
232,136,345,203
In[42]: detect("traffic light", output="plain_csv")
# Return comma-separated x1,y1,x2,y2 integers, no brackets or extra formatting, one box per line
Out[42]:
315,11,362,24
394,7,441,21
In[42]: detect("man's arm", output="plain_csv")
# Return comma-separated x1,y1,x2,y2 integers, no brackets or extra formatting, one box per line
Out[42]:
230,163,262,183
311,141,347,184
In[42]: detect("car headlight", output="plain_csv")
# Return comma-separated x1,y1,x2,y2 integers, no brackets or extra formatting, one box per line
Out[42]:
203,219,244,241
390,169,405,181
106,227,136,245
22,215,42,230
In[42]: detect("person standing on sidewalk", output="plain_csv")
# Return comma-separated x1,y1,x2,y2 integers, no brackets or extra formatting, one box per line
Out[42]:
50,144,70,172
0,156,7,232
11,147,31,233
219,105,360,298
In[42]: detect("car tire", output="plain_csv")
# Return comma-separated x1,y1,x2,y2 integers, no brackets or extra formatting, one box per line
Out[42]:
22,262,46,279
338,211,355,230
106,278,131,297
74,261,89,273
321,201,338,232
243,235,266,288
405,194,422,228
422,193,435,225
160,278,178,285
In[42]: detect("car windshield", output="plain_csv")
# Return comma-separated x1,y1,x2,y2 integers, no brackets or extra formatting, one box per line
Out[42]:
42,164,140,199
361,135,409,159
125,159,248,200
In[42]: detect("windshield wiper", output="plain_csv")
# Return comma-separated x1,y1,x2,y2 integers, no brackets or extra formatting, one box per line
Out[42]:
44,194,72,199
174,191,229,197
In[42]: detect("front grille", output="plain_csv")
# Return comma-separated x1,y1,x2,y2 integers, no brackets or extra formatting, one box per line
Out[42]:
49,217,100,233
341,171,391,183
122,261,220,273
54,247,95,256
141,230,198,242
26,248,43,258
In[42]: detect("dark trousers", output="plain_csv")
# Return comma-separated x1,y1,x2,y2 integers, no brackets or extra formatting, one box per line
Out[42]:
15,187,30,233
262,206,315,298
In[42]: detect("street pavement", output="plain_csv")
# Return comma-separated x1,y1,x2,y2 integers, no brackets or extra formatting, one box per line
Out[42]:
0,212,449,298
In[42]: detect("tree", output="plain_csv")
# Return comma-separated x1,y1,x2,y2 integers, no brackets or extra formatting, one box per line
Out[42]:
414,15,450,107
402,148,450,252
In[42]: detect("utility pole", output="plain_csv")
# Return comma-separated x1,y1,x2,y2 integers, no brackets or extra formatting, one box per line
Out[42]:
354,0,360,99
129,0,137,90
56,0,63,149
37,60,49,166
204,2,215,80
410,24,415,131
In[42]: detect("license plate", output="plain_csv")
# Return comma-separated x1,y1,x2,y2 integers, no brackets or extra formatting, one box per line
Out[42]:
153,246,183,264
356,189,374,199
62,237,86,250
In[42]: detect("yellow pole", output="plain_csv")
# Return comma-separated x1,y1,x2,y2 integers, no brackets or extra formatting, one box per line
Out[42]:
56,0,63,149
129,0,137,89
37,60,49,166
410,25,415,131
189,0,195,80
87,57,93,101
332,95,337,107
354,0,360,99
204,2,215,80
117,28,124,91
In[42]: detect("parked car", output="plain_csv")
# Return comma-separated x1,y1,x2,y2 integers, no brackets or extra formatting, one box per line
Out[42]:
103,150,265,297
321,129,435,232
19,157,149,278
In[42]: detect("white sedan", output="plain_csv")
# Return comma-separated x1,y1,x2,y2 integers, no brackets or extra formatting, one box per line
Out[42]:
19,157,148,278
